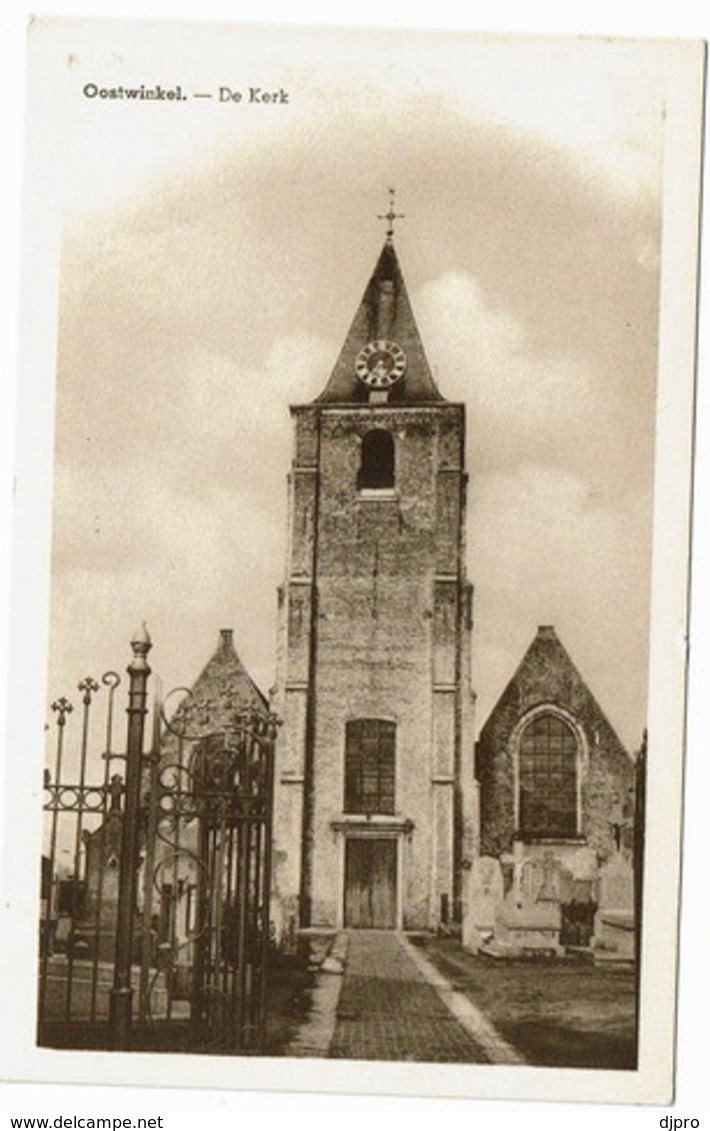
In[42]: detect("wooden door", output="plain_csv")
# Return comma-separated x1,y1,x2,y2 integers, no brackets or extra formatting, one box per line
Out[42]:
344,838,397,928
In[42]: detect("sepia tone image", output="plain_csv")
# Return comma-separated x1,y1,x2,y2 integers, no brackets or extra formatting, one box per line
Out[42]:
4,16,703,1105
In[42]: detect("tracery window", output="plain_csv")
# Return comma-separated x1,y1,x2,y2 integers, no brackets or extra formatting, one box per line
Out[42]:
344,719,396,815
357,429,395,490
518,713,578,838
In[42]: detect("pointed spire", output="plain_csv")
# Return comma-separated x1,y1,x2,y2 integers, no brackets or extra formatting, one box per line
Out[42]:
315,236,443,405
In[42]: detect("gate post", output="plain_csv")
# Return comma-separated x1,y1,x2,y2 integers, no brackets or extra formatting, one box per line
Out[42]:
109,625,152,1050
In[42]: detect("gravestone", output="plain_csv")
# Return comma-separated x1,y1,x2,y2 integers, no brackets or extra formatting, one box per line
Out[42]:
598,852,634,912
71,776,124,960
593,853,635,963
463,856,504,951
527,851,562,903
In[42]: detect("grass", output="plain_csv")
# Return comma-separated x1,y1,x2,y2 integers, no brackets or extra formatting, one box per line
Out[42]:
413,935,637,1070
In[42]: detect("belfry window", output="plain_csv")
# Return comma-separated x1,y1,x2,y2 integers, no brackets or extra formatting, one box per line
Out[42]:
518,713,578,838
357,429,395,490
344,719,396,815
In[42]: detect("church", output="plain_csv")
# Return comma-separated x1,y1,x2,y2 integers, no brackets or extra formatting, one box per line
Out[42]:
172,212,636,946
472,624,635,951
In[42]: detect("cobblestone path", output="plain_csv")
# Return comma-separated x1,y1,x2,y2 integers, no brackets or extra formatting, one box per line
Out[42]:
329,931,488,1062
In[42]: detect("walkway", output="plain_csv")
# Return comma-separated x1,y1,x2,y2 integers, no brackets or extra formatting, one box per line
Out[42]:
328,931,489,1063
285,930,525,1064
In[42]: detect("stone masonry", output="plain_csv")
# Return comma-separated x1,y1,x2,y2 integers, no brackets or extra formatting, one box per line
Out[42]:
475,625,634,870
271,239,477,933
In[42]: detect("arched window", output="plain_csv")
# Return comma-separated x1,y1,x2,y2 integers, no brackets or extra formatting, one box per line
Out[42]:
344,719,396,815
357,429,395,490
518,713,578,838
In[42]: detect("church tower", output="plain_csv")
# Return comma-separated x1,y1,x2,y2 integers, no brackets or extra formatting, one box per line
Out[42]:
272,216,476,934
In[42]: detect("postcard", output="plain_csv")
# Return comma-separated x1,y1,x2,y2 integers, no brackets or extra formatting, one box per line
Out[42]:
0,16,704,1106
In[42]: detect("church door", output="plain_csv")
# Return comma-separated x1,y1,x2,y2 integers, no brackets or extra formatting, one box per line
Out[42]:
344,838,397,928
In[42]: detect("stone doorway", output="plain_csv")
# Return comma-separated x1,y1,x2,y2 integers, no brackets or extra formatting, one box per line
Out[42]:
344,837,397,928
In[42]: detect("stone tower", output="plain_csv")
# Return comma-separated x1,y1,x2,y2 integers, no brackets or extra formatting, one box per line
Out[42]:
272,234,476,934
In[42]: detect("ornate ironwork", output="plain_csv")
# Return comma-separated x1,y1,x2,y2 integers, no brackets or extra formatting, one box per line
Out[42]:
141,688,277,1050
38,633,277,1055
39,670,125,1034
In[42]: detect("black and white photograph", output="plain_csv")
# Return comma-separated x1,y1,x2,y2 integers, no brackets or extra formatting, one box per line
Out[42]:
0,12,704,1111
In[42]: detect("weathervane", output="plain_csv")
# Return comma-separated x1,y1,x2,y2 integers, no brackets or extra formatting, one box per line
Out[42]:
378,188,405,242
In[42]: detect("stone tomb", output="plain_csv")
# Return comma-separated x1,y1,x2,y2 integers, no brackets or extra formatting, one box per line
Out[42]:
490,851,563,956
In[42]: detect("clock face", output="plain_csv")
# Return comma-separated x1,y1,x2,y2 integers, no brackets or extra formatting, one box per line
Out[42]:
355,339,407,389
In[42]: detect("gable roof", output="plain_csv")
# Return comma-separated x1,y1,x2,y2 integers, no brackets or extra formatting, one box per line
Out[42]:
188,627,267,714
160,628,267,753
479,625,629,758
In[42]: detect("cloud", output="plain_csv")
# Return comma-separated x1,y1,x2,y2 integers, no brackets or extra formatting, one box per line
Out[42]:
416,268,652,502
49,465,286,705
48,48,662,752
418,268,593,412
471,463,652,747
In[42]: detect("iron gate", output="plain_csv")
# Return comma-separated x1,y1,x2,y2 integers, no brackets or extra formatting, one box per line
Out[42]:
38,628,277,1054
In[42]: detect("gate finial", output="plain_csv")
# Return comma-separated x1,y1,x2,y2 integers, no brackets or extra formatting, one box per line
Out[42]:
131,621,151,648
129,623,152,671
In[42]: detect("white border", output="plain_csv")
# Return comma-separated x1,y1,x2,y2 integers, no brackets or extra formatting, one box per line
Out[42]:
0,1,706,1120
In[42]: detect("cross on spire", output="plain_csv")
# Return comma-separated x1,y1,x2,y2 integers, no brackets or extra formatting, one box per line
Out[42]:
378,188,405,243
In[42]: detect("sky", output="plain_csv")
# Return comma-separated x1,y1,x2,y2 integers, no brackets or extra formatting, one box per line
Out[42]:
39,20,681,751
